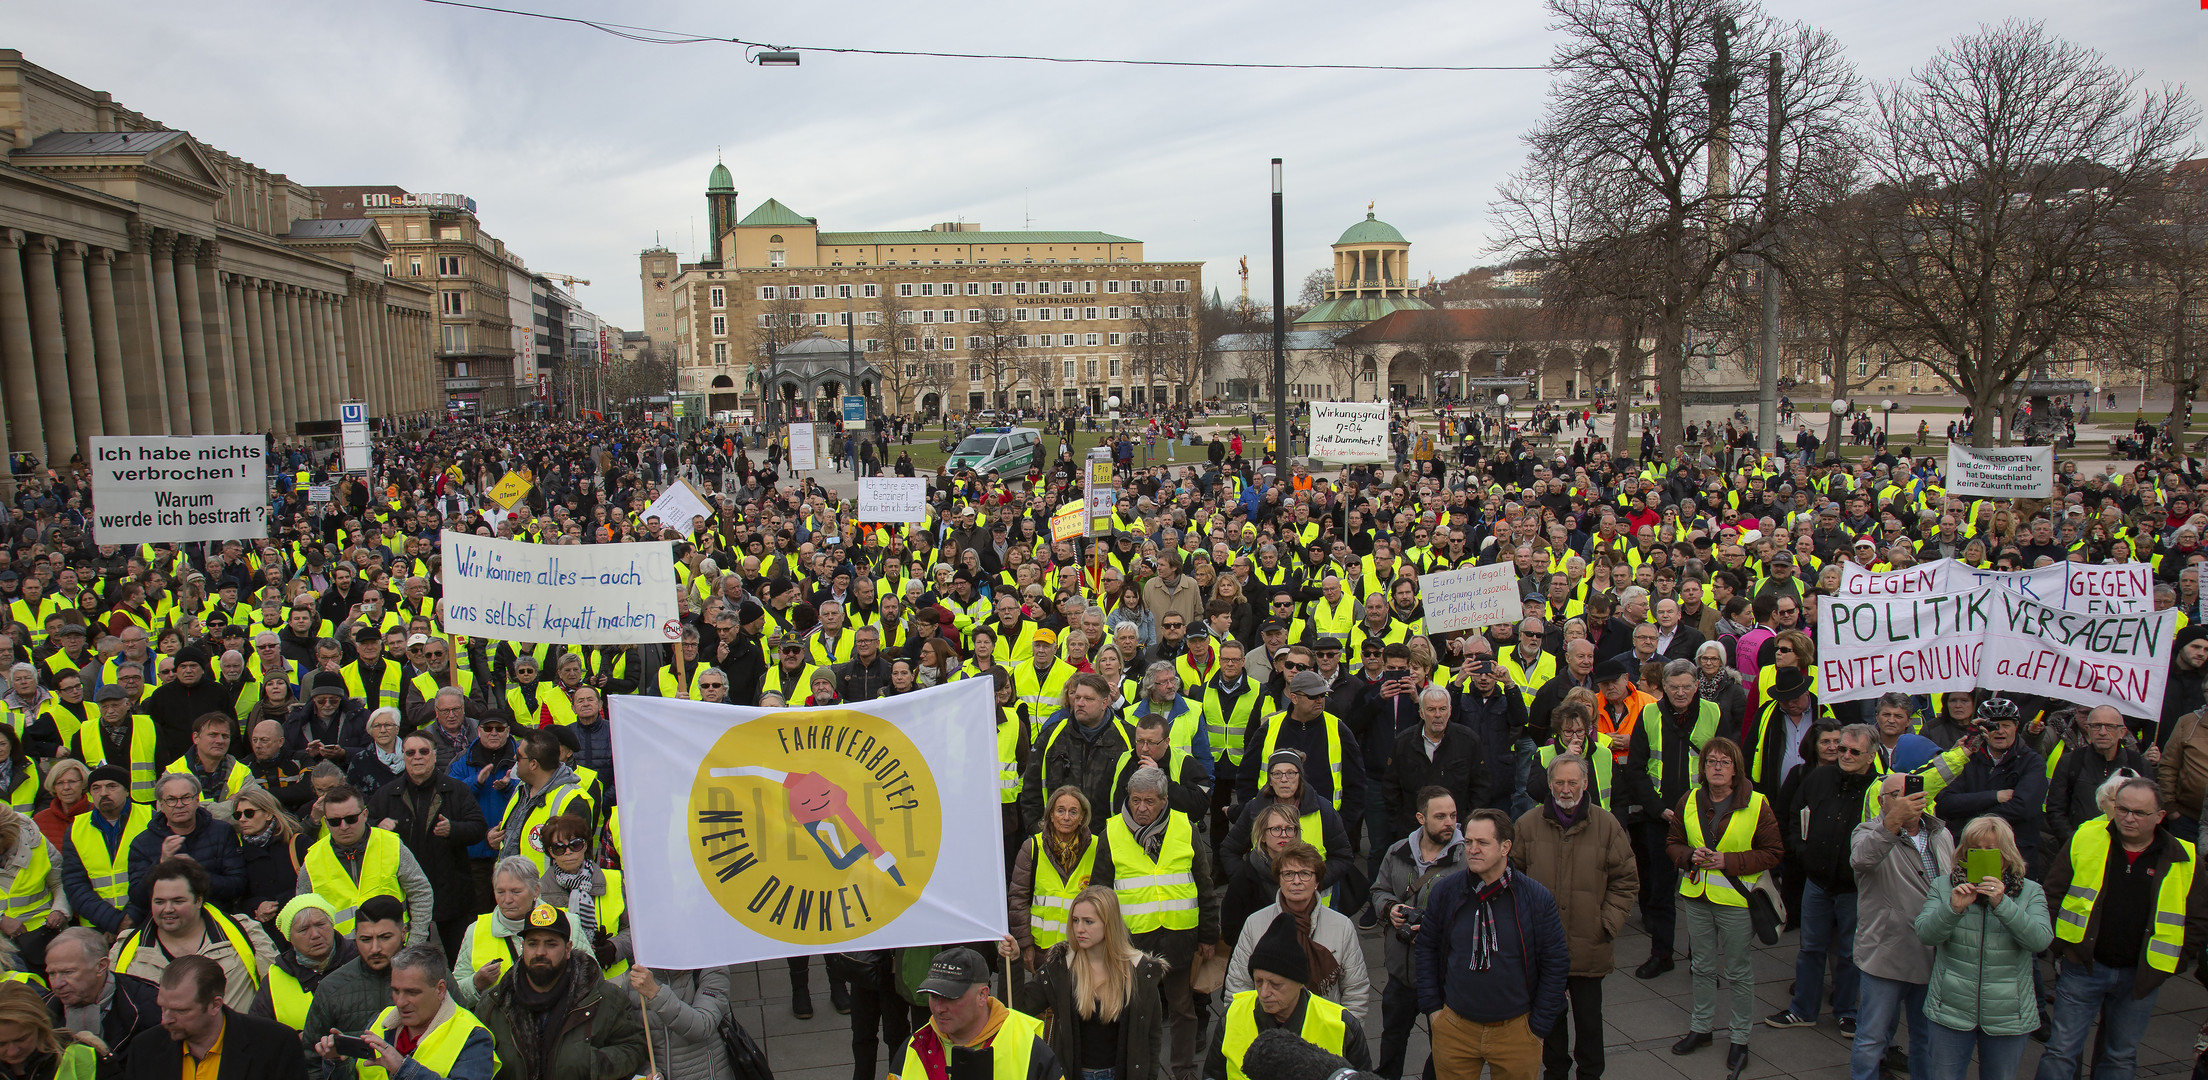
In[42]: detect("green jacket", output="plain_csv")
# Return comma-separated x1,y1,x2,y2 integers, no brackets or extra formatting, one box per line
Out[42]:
1913,876,2054,1036
480,953,649,1080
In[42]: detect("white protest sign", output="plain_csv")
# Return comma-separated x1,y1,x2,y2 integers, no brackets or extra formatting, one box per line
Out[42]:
90,435,269,545
1979,594,2176,719
1819,583,2174,717
858,477,928,523
611,679,1007,967
1420,563,1523,633
1837,558,2152,614
787,423,817,471
1308,402,1389,464
643,480,715,535
1946,444,2054,498
439,531,680,645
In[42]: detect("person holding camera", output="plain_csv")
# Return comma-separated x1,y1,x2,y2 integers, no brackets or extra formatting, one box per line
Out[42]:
1512,752,1637,1080
1367,786,1468,1080
1851,768,1953,1080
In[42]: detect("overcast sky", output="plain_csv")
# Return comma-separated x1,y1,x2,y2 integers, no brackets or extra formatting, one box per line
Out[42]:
10,1,2200,331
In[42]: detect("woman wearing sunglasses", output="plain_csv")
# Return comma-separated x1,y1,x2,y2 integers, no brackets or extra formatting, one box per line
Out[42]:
536,813,631,980
234,786,313,940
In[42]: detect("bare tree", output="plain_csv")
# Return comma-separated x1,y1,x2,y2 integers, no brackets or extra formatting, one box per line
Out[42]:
1299,269,1335,309
1777,193,1903,449
1492,0,1863,450
602,345,674,418
1852,19,2197,445
971,307,1029,411
2104,168,2208,441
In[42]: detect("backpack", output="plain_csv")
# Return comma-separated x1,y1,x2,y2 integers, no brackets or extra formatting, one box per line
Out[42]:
717,1010,774,1080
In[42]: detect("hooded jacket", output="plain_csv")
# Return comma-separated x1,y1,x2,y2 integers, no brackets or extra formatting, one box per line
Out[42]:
1369,826,1467,984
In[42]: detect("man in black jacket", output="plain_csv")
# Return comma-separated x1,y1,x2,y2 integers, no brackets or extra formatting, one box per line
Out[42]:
1019,673,1135,834
1766,723,1879,1031
1621,659,1724,979
1384,685,1484,840
1453,660,1525,815
367,731,490,965
1937,699,2048,874
2048,705,2154,838
42,926,160,1061
1359,644,1424,855
121,955,308,1080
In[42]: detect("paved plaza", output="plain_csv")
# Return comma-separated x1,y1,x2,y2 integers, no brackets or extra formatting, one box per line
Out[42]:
710,912,2208,1080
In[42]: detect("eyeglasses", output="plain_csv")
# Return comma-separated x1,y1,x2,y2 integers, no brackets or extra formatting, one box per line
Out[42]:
2112,806,2161,820
325,811,364,826
1277,869,1318,882
402,747,435,758
1263,825,1298,836
159,795,197,806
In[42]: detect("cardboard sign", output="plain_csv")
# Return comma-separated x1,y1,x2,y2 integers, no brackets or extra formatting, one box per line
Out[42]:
857,477,928,523
440,531,680,645
643,480,715,535
1420,562,1523,634
1050,502,1086,543
1308,401,1389,464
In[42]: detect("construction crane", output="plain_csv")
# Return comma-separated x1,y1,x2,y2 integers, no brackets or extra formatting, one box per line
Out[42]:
540,273,591,289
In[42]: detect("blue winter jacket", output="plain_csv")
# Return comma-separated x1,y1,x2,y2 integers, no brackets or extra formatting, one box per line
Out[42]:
1412,866,1570,1038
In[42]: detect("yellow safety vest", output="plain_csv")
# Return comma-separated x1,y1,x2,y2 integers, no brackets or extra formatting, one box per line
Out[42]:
113,907,259,991
1012,658,1077,715
164,756,250,805
68,805,151,925
1640,699,1722,791
267,964,313,1030
1104,812,1198,933
469,911,522,974
0,763,33,813
1538,735,1615,811
362,1003,500,1080
1220,990,1347,1080
891,1008,1044,1080
1026,834,1095,950
2,838,51,921
341,661,405,712
71,717,158,803
1259,713,1346,811
1498,650,1558,707
2054,825,2197,973
754,663,817,704
1679,790,1768,907
302,829,405,934
562,868,628,979
504,684,576,727
503,782,592,874
1308,594,1357,639
1203,681,1263,769
997,716,1032,805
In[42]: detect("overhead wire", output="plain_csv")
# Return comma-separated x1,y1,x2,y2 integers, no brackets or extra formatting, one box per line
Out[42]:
413,0,1550,71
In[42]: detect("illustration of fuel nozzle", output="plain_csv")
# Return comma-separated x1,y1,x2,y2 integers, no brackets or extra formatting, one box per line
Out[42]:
709,766,905,885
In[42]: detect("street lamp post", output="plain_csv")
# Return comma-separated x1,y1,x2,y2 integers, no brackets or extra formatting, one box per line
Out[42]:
1270,158,1287,472
1831,397,1848,458
1881,398,1894,443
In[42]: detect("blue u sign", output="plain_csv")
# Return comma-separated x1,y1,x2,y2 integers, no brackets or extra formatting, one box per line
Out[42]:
341,403,365,424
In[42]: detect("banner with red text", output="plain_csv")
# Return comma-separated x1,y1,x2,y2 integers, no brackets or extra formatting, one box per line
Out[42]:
1835,558,2153,615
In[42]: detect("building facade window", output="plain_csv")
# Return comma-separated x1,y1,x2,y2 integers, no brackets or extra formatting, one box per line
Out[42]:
440,291,465,316
768,250,786,267
710,315,726,337
969,363,982,381
713,342,728,365
899,283,915,297
437,255,464,277
709,286,725,308
863,284,880,298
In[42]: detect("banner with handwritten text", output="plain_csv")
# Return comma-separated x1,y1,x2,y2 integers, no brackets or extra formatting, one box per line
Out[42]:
439,531,681,645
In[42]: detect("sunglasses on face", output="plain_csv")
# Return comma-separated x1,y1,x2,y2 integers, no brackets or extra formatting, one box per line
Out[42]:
326,811,364,827
549,837,590,854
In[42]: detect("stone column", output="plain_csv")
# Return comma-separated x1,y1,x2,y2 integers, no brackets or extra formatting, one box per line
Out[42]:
87,248,129,435
24,234,76,465
56,242,102,445
171,235,213,435
0,230,47,465
260,281,293,434
149,230,192,434
329,293,351,409
367,289,390,417
225,275,262,434
194,246,236,434
285,287,316,424
119,225,171,434
307,292,333,419
344,292,373,418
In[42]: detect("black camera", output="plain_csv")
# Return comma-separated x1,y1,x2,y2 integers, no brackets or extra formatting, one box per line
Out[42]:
1392,906,1424,944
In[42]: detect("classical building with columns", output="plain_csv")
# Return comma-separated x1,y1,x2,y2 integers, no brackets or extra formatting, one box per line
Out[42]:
0,49,437,471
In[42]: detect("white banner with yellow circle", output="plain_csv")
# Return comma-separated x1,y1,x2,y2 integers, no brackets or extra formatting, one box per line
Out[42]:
611,678,1008,967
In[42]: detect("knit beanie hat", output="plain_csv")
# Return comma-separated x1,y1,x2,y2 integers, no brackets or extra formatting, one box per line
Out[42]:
1248,911,1311,987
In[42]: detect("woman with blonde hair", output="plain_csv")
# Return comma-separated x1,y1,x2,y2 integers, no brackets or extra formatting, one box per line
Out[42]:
0,979,98,1079
1000,884,1170,1080
235,785,312,940
1914,815,2051,1080
1009,786,1096,969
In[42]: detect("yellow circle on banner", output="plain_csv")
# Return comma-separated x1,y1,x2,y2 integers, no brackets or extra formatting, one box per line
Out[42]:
688,709,940,944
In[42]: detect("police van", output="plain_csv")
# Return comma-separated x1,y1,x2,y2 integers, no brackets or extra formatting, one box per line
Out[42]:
947,427,1042,475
